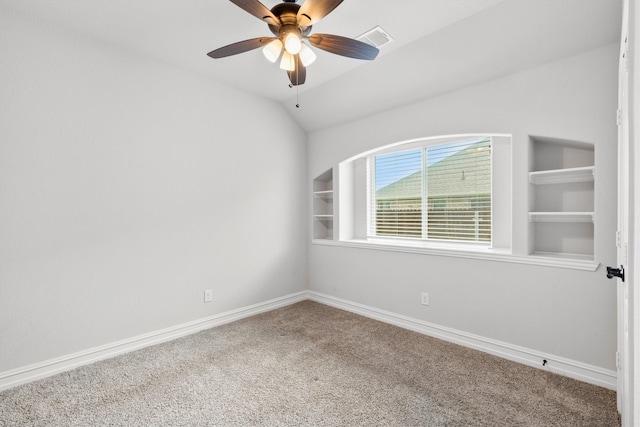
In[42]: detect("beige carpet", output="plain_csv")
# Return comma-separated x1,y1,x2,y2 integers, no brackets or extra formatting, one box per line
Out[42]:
0,301,620,426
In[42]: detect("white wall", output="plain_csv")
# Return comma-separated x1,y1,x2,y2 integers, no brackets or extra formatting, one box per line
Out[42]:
0,9,307,372
308,44,619,371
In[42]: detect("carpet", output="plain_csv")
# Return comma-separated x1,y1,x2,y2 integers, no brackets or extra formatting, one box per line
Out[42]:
0,300,620,426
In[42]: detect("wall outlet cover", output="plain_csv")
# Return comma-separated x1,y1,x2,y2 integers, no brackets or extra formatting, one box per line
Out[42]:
204,289,213,303
421,292,429,306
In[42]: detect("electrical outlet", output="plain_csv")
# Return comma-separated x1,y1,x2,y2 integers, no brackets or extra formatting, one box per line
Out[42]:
421,292,429,306
204,289,213,303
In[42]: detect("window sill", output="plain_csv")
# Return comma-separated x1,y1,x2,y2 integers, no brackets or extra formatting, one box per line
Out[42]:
311,238,599,271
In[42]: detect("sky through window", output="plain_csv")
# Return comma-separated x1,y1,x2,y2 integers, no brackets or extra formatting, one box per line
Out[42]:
375,138,484,191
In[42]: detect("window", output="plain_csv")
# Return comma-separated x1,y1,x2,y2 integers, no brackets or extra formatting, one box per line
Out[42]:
369,137,492,244
322,133,598,270
333,133,510,254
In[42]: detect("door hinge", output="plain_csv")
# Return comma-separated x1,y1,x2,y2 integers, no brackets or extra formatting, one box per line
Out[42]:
616,230,621,248
616,351,621,370
616,108,622,126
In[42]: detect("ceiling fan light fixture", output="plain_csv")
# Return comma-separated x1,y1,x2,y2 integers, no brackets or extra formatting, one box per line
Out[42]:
279,51,296,71
262,39,283,63
208,0,381,87
284,32,302,54
299,42,317,67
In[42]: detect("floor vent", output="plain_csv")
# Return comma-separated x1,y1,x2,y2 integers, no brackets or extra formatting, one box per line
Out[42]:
356,25,394,49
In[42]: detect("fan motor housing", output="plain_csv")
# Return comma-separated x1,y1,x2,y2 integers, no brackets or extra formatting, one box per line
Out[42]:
269,3,299,31
269,2,313,36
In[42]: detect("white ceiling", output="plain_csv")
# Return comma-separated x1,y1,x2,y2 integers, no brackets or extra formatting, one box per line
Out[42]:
3,0,622,132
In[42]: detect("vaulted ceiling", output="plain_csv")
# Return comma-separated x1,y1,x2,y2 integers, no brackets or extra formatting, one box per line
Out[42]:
3,0,622,132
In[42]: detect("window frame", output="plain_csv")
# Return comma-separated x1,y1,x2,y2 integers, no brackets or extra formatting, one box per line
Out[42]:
366,136,494,248
332,134,512,253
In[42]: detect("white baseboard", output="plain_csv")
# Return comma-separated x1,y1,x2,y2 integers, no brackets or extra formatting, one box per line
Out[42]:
307,291,617,390
0,291,307,392
0,290,616,392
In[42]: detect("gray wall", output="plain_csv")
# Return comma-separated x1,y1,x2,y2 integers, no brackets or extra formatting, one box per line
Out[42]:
307,44,619,370
0,10,307,372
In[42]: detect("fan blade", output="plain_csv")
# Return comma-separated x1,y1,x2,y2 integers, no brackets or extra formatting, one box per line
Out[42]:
297,0,343,26
230,0,280,26
287,55,306,86
307,34,379,60
207,37,274,58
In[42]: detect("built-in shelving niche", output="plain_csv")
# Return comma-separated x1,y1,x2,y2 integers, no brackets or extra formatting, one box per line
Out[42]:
528,136,595,261
313,168,334,240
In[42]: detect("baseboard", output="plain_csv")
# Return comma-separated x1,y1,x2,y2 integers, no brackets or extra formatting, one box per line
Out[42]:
307,291,617,390
1,290,617,392
0,291,307,392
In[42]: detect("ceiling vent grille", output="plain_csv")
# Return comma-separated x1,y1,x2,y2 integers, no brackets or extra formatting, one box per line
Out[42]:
356,26,394,48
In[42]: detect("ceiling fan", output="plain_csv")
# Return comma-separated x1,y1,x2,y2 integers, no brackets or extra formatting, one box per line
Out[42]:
207,0,379,86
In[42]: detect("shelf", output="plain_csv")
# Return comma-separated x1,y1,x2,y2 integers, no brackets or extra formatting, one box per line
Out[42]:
528,212,594,223
529,137,595,259
313,190,334,199
529,166,594,185
314,214,334,220
529,251,595,262
313,168,334,240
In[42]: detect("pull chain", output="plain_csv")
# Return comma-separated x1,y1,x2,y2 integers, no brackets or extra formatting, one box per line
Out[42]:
295,64,300,108
288,65,300,108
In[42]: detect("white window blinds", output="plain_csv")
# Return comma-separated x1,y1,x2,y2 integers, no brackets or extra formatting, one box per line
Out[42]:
372,149,422,237
370,138,492,243
426,139,491,242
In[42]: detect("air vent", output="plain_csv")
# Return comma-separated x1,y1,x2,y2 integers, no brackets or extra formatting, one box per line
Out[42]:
356,26,394,48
